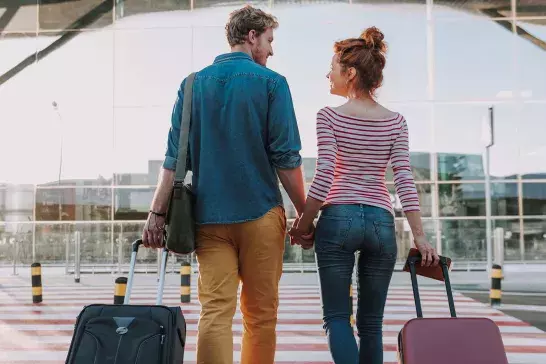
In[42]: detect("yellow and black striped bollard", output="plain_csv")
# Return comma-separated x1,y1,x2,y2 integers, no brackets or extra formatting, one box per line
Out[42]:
31,263,42,304
180,262,191,303
490,264,503,307
114,277,127,304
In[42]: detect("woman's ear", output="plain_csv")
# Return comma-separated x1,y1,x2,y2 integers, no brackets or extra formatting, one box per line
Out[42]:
347,67,357,82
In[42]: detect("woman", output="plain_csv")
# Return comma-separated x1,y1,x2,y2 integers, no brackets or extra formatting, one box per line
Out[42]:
289,27,439,364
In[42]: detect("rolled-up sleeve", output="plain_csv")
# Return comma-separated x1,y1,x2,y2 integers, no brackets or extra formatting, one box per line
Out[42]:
267,76,302,169
163,79,186,171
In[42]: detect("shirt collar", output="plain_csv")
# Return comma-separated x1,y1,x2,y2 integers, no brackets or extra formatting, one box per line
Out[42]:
213,52,254,64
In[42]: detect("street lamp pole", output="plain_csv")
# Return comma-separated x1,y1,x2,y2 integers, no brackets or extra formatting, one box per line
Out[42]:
485,106,495,273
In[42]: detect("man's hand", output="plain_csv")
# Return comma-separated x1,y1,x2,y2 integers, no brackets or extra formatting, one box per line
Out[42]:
142,212,166,249
288,222,315,250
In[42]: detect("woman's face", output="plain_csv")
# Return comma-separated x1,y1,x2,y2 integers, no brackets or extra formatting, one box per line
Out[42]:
326,54,349,97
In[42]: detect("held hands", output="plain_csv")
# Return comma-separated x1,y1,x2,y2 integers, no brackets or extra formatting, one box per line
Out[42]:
288,217,315,250
414,235,440,267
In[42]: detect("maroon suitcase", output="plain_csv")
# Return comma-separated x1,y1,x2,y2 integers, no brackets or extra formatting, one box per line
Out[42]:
397,256,509,364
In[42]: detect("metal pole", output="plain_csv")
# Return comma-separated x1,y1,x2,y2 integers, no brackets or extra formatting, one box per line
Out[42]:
65,234,70,275
494,227,505,268
485,106,495,274
12,238,18,276
74,231,81,283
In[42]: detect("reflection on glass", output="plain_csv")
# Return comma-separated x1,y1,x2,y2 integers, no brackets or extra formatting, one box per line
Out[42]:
114,29,193,107
441,220,486,260
76,222,113,264
0,185,34,222
386,152,432,182
434,17,515,101
388,183,432,217
439,183,485,217
35,223,74,264
115,222,156,266
492,219,521,261
35,187,112,221
519,104,546,178
523,219,546,260
0,1,38,32
516,21,546,99
114,187,155,220
522,183,546,216
0,222,33,264
396,219,436,261
438,154,485,181
38,0,113,31
492,183,519,216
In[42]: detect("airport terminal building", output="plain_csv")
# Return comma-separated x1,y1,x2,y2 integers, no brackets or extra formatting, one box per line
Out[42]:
0,0,545,270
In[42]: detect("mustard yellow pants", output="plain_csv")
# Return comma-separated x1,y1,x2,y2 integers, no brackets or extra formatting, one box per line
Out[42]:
195,206,286,364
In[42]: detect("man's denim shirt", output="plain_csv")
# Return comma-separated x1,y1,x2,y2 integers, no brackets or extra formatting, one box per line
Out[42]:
163,52,302,224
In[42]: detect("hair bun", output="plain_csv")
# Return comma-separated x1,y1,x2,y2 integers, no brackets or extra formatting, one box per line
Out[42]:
360,27,386,52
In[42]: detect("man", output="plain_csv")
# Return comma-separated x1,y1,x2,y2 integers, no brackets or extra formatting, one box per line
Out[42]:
142,6,310,364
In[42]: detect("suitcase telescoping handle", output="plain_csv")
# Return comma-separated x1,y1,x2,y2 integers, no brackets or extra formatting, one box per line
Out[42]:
124,239,169,306
408,256,456,318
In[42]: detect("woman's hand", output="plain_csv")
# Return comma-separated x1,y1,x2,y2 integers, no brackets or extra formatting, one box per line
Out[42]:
289,220,315,250
414,235,439,267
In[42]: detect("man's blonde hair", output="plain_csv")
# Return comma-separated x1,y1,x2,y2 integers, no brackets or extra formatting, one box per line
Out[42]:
225,6,279,47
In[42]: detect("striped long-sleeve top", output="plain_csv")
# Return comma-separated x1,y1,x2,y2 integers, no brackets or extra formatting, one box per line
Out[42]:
307,106,421,216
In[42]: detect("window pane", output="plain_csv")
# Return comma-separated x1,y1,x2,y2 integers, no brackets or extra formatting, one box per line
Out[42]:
113,107,172,183
0,184,34,222
114,187,155,220
388,183,433,217
32,29,114,185
35,223,74,264
115,222,157,267
435,104,518,180
0,222,33,265
0,1,38,32
39,0,113,31
523,219,546,260
492,182,519,216
522,183,546,216
114,28,192,107
441,220,486,261
434,18,515,101
396,219,436,261
518,104,546,178
35,187,112,221
76,222,113,264
439,183,486,217
492,219,521,261
516,21,546,99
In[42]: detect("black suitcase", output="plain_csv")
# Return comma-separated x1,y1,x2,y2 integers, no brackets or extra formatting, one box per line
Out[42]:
65,239,187,364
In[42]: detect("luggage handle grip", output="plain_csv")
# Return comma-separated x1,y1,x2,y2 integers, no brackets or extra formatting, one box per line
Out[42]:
124,239,169,306
407,256,456,318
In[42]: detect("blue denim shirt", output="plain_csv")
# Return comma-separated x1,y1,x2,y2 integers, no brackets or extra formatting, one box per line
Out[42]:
163,52,302,224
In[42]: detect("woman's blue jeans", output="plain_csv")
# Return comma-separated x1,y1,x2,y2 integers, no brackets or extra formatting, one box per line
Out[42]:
314,204,398,364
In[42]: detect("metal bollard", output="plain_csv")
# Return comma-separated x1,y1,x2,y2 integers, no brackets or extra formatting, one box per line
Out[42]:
114,277,127,304
31,263,43,303
350,282,354,327
180,261,191,303
490,264,503,307
74,231,81,283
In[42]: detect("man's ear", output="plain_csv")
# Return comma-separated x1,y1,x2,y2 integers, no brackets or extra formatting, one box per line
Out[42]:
248,29,257,45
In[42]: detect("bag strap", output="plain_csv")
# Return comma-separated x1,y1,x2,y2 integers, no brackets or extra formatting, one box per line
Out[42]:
174,72,196,183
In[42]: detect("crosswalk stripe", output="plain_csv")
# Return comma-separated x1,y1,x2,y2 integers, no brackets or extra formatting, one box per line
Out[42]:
1,284,545,363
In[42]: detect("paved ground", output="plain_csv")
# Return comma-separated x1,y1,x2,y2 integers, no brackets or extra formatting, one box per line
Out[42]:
1,273,546,363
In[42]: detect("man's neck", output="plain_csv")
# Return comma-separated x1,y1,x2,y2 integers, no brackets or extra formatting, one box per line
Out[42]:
231,45,253,59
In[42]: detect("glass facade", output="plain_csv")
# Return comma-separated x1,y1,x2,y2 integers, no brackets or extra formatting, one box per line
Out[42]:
1,0,546,269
